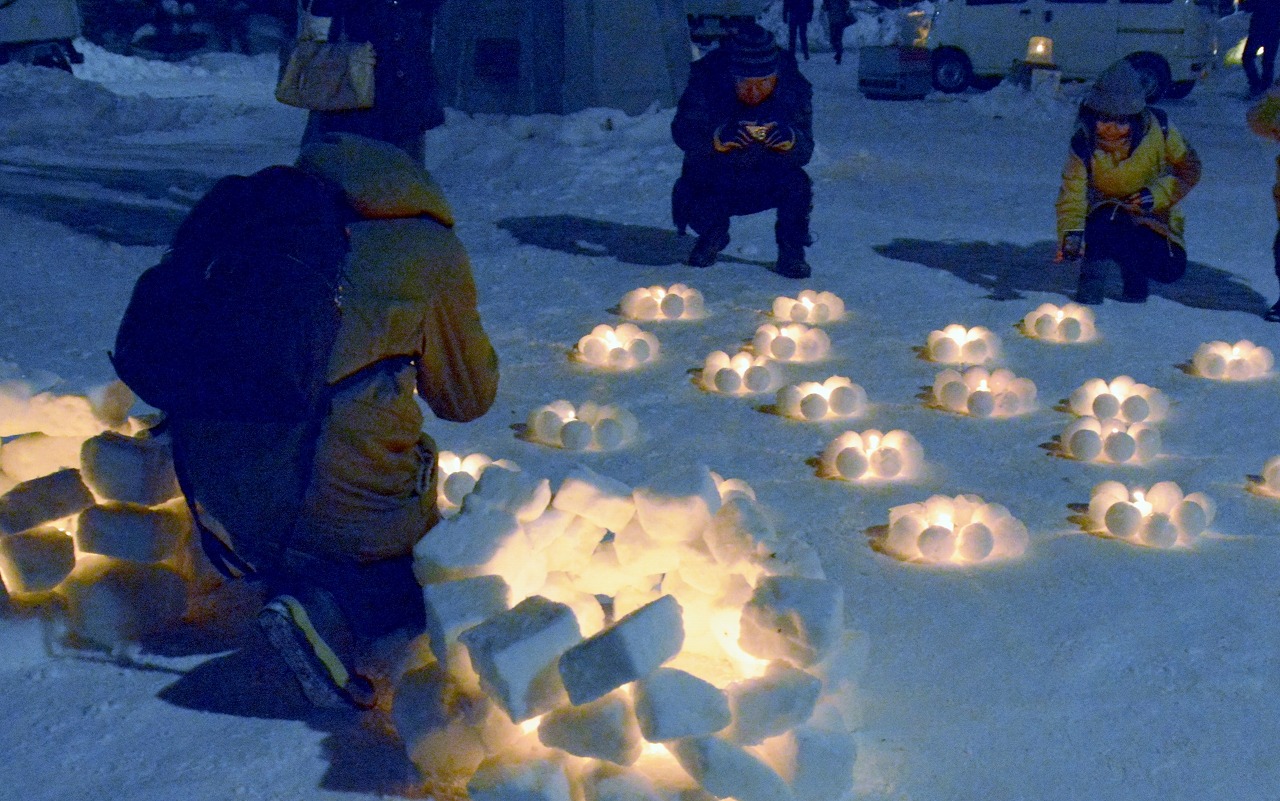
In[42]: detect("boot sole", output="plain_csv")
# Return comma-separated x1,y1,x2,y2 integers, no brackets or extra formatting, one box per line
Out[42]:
258,596,355,710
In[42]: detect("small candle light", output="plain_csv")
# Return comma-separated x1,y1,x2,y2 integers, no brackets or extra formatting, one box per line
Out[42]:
1068,376,1167,424
1020,302,1096,343
1060,416,1160,464
771,290,845,324
701,350,779,395
1254,455,1280,499
1026,35,1054,66
924,324,1000,365
776,376,868,421
525,400,638,451
931,367,1036,417
620,284,705,321
1192,340,1274,381
822,429,923,482
436,451,518,515
1086,480,1214,548
574,323,660,370
753,323,831,362
883,494,1028,564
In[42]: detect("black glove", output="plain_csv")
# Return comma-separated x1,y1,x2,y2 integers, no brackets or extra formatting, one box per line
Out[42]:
1059,230,1085,261
763,123,797,153
713,121,754,153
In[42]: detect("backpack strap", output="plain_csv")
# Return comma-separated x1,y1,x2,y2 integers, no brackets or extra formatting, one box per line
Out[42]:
1149,106,1169,139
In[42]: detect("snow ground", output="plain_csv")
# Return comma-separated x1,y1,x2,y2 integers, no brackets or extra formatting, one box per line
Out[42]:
2,25,1280,801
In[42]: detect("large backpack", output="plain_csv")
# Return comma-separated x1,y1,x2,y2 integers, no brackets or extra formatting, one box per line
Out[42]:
111,165,351,575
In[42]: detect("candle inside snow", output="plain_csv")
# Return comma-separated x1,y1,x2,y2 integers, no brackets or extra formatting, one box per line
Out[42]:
883,494,1028,564
574,323,659,370
526,400,638,451
822,429,923,481
776,377,867,421
1086,480,1213,548
924,324,1000,364
1060,416,1160,464
753,323,830,362
701,350,778,395
931,367,1036,417
1020,302,1096,343
619,284,705,321
1191,340,1274,381
1068,376,1167,423
772,290,845,324
437,451,517,513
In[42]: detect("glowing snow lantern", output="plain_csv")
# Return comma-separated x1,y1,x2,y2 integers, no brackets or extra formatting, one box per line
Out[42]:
1026,36,1054,66
775,376,868,421
883,494,1028,564
1253,455,1280,499
525,400,638,451
924,324,999,365
1068,376,1167,424
700,350,779,395
771,290,845,324
821,429,923,482
1086,480,1214,548
574,323,660,370
1060,415,1160,465
931,367,1036,418
752,323,831,362
436,451,518,515
619,284,705,321
1191,340,1274,381
1020,302,1096,343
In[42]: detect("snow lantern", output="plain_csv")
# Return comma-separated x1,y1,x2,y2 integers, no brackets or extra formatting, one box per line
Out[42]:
1060,416,1160,465
619,284,705,321
775,377,868,422
525,400,638,451
821,429,924,482
700,350,779,396
752,323,831,363
1191,340,1274,381
1068,376,1168,424
574,323,660,370
924,324,1000,365
1085,480,1214,548
1020,302,1096,343
1253,455,1280,499
437,451,519,516
771,290,845,324
1026,36,1054,65
883,494,1028,564
930,367,1036,418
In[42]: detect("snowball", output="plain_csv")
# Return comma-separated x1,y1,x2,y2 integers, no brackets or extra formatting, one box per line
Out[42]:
561,419,594,451
956,522,994,562
1103,431,1137,464
743,365,773,393
594,417,626,450
960,338,989,363
917,525,956,561
966,390,995,418
1032,314,1056,339
1172,499,1209,538
628,338,652,364
827,385,863,417
1104,502,1143,538
1140,513,1179,549
1068,428,1103,461
443,470,478,507
799,394,828,421
931,337,960,363
714,368,743,395
869,447,903,479
1059,316,1083,342
660,293,685,319
1092,393,1121,420
938,381,968,412
835,448,868,480
771,336,797,361
1120,394,1150,423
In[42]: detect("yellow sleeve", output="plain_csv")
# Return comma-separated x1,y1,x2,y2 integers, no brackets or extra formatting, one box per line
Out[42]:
1055,152,1088,244
1148,125,1201,211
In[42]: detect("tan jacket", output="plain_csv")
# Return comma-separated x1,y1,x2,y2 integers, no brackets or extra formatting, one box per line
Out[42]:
1246,86,1280,218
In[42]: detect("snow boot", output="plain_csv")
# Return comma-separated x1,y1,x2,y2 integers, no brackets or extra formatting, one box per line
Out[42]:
258,593,375,710
1119,263,1149,303
687,230,730,268
1266,298,1280,322
775,243,811,279
1074,259,1108,305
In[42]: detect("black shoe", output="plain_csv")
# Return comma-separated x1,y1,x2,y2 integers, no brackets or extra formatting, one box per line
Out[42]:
687,231,729,267
1266,299,1280,322
1074,260,1106,305
775,244,811,279
258,594,374,710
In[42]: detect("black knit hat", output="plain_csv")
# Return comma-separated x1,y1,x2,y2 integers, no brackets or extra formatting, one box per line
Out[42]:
728,22,780,78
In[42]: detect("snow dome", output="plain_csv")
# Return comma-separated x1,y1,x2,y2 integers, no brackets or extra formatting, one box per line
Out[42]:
923,324,1000,365
821,429,924,482
1085,481,1214,548
619,284,705,321
775,377,868,422
574,323,660,370
882,494,1028,565
930,367,1036,418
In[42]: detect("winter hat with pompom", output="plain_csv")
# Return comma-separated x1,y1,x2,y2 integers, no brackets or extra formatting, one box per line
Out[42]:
1082,60,1147,117
727,22,781,78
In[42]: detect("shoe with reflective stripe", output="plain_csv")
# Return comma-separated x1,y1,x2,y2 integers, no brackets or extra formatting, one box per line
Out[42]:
258,594,371,710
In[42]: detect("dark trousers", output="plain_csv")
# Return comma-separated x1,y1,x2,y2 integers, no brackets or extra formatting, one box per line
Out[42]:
1271,227,1280,282
1245,24,1280,92
673,165,813,249
1084,205,1186,300
829,22,848,63
788,21,810,59
275,549,426,645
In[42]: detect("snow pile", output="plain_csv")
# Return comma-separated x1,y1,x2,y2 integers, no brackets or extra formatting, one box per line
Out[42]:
820,430,924,483
776,376,868,422
1084,481,1215,549
930,367,1037,418
881,494,1029,565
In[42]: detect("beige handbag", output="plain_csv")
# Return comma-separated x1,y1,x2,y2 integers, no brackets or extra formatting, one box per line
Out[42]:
275,3,376,111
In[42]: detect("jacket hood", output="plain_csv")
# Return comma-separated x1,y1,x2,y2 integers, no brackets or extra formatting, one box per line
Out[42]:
296,134,455,227
1082,60,1147,117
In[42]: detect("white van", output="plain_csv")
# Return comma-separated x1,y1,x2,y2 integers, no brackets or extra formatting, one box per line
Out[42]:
923,0,1219,101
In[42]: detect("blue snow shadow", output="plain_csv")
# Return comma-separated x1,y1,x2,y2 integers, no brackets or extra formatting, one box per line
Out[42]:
874,238,1269,314
497,214,771,268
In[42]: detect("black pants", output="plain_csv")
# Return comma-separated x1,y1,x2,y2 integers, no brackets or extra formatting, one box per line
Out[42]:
673,164,813,249
1271,227,1280,282
275,549,426,645
1083,205,1186,300
788,21,810,59
829,22,849,63
1244,24,1280,92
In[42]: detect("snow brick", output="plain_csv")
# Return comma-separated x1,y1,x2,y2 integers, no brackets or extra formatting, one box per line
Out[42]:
0,525,75,594
759,720,858,801
75,501,184,563
468,756,573,801
632,464,721,543
559,594,684,706
423,574,511,665
579,763,665,801
669,736,795,801
537,690,643,765
725,661,821,745
79,430,180,506
0,433,84,482
705,496,778,568
63,560,187,648
550,465,635,532
392,661,497,780
413,506,524,585
0,468,94,536
633,667,731,742
540,514,606,574
464,465,553,523
739,576,844,667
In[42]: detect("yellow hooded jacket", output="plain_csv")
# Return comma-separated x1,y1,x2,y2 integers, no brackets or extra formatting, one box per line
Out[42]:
1246,85,1280,218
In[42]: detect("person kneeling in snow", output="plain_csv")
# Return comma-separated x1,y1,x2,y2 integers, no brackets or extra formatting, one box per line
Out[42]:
671,21,815,279
1055,60,1201,305
1245,85,1280,321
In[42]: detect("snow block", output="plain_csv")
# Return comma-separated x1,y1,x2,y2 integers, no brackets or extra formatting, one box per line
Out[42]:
86,380,135,430
468,756,573,801
613,516,682,577
632,464,721,543
540,514,607,574
551,465,635,532
633,667,731,742
759,722,858,801
75,501,184,563
726,661,821,745
571,541,652,597
0,525,75,594
538,691,643,765
392,661,496,780
464,465,553,523
579,763,664,801
523,507,574,551
739,576,844,667
540,571,607,636
559,594,684,706
705,497,778,568
79,430,180,506
62,560,187,648
669,736,795,801
423,574,511,665
413,506,524,585
0,433,85,482
0,468,94,536
458,595,583,722
753,536,825,580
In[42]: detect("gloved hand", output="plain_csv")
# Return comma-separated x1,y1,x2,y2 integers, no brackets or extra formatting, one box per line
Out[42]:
302,14,333,41
713,121,755,153
1058,230,1085,261
1124,188,1155,214
763,123,797,153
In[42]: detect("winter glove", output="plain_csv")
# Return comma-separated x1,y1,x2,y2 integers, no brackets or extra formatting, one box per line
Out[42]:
302,13,333,41
713,121,755,153
1058,230,1085,262
1124,188,1155,214
763,123,797,153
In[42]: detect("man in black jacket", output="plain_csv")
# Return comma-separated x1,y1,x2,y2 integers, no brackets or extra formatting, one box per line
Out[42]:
1245,0,1280,97
671,22,815,279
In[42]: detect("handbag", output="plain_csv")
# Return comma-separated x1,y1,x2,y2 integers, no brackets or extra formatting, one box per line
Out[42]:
275,3,376,112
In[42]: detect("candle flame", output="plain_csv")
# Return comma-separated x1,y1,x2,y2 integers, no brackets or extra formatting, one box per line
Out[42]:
1132,490,1152,516
935,513,953,529
866,434,881,450
977,380,989,392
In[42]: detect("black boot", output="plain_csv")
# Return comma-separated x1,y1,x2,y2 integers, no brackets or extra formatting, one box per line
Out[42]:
1266,298,1280,322
775,243,811,279
687,230,729,268
1119,263,1149,303
1075,259,1107,305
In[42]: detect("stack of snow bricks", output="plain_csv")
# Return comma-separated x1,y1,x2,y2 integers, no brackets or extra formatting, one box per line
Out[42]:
406,462,864,801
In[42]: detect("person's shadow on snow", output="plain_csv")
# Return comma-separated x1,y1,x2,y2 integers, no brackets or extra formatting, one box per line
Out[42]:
496,214,771,268
875,238,1270,314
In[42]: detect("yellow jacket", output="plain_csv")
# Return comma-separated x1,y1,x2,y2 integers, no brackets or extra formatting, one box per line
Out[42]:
1246,85,1280,218
1056,110,1201,248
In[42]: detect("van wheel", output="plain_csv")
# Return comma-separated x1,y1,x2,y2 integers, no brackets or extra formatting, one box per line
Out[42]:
1163,80,1195,101
932,49,973,93
1126,53,1171,103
